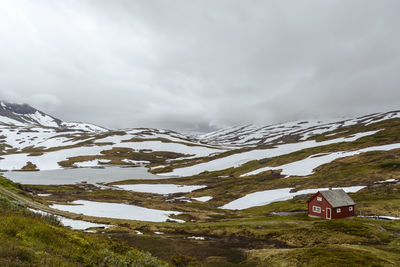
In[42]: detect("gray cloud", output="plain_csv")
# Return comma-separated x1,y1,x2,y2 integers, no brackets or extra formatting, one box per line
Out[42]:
0,0,399,131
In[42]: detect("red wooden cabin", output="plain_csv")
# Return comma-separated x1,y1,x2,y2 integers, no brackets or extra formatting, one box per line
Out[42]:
307,189,355,219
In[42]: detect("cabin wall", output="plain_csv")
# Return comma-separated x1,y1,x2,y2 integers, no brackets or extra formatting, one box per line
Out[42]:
308,192,332,219
331,205,355,219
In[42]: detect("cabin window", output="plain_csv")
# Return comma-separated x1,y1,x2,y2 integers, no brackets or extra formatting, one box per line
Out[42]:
337,208,341,213
312,206,321,213
349,206,353,211
317,197,322,202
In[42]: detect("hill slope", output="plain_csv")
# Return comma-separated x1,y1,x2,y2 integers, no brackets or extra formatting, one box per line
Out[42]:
0,101,107,132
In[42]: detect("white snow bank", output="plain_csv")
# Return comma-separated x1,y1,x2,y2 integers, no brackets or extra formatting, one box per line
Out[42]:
192,196,213,202
241,143,400,177
220,186,365,210
74,159,110,167
160,131,380,177
376,178,398,183
122,159,150,165
37,193,51,197
50,200,184,223
115,184,206,194
27,208,110,230
154,231,164,235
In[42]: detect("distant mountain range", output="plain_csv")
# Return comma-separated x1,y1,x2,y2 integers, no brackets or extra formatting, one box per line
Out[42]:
2,101,399,146
1,100,400,174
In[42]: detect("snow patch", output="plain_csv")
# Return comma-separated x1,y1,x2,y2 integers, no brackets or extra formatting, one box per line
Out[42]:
50,200,184,223
192,196,213,202
27,208,110,230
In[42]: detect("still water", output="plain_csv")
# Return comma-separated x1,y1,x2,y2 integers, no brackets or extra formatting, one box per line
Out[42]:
2,166,166,185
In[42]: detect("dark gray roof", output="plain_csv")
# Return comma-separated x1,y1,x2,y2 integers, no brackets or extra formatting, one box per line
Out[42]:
320,189,355,208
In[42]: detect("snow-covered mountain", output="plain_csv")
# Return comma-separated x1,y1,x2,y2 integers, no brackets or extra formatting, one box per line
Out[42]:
0,101,400,174
199,111,400,147
0,101,107,133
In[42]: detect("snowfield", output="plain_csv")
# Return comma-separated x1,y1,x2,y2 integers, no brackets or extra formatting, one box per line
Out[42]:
241,143,400,177
221,186,365,210
115,184,206,194
0,145,112,170
28,208,110,230
51,200,184,223
160,131,380,177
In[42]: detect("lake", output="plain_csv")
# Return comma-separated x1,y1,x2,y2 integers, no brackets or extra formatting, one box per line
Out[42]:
2,166,167,185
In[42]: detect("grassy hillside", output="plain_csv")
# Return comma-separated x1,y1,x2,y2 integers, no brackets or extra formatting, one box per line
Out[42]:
0,190,168,266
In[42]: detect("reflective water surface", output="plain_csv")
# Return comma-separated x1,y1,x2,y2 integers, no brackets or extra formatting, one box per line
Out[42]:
3,166,166,185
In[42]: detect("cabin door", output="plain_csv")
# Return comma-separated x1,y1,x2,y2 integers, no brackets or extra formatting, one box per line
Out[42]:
326,208,331,219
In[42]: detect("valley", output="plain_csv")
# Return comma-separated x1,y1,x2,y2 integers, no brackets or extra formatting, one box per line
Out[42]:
0,102,400,266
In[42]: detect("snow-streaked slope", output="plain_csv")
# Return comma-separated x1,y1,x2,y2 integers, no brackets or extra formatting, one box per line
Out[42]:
0,127,91,151
200,111,400,146
61,122,108,133
221,186,365,210
160,131,380,177
24,111,59,128
0,127,226,170
241,143,400,177
0,115,26,126
92,131,226,158
0,101,108,133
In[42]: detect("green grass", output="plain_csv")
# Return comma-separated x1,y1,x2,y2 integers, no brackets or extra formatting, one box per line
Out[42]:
0,176,24,194
247,244,399,267
0,193,168,267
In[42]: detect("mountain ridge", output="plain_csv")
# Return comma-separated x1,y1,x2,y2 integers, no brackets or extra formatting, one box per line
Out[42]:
0,101,108,133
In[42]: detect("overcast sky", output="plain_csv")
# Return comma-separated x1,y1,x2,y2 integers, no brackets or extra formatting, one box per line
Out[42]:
0,1,399,131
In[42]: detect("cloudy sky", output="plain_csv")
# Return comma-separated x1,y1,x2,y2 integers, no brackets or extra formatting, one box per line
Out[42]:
0,1,399,131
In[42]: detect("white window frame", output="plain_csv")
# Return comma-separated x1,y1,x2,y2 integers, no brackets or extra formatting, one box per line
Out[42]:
317,197,322,202
349,206,353,211
312,206,321,213
337,208,341,213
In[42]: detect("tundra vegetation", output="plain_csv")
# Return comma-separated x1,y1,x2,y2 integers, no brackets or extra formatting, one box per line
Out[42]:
0,189,168,266
0,118,400,266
